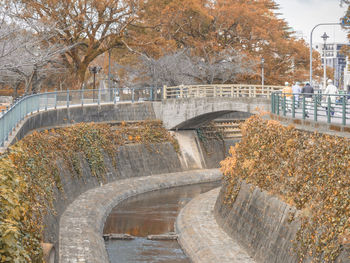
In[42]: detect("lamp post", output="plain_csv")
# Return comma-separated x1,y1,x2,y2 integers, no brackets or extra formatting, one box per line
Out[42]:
89,66,102,102
261,58,264,88
321,32,329,91
309,23,341,86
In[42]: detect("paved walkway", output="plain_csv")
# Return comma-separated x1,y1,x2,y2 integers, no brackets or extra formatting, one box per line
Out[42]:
176,188,256,263
59,169,222,263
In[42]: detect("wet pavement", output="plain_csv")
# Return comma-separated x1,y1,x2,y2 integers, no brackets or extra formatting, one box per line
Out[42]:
104,181,221,263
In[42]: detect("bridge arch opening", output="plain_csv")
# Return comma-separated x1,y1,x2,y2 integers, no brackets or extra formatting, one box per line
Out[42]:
171,110,252,130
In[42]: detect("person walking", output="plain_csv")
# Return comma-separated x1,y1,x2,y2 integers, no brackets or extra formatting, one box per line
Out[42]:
324,79,338,116
301,82,314,118
282,82,293,112
292,81,302,108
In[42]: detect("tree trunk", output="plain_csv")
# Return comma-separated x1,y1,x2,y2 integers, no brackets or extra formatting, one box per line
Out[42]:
76,65,89,89
12,81,21,98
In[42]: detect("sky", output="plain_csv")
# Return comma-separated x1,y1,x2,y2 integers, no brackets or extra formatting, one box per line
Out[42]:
275,0,348,45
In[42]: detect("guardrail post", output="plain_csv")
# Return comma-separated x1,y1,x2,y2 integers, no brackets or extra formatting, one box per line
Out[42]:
327,96,331,123
55,89,57,109
81,89,84,106
67,89,70,108
5,107,8,141
19,97,22,120
98,87,101,106
282,96,286,116
314,95,318,122
292,95,295,118
37,95,40,113
1,110,4,146
45,92,48,111
132,88,134,103
302,96,306,120
114,88,117,104
342,94,346,126
150,87,153,101
163,85,167,100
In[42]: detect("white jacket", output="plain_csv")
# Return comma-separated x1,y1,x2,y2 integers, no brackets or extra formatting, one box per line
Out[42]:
324,84,338,103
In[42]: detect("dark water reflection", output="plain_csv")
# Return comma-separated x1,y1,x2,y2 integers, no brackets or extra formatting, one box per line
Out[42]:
104,181,221,263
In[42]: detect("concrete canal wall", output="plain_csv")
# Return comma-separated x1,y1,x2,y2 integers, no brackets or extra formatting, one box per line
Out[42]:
214,182,350,263
45,142,183,262
44,134,236,262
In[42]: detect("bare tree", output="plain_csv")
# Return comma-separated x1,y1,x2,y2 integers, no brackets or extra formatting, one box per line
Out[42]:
120,48,255,87
0,10,74,95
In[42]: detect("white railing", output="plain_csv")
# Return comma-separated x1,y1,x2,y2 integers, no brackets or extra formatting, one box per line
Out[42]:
163,84,284,99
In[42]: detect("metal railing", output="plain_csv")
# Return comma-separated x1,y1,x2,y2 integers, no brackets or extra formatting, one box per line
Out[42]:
163,84,284,99
271,92,350,126
0,87,162,147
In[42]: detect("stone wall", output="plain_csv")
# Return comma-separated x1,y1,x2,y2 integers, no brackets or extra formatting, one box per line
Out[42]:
214,182,350,263
44,142,183,262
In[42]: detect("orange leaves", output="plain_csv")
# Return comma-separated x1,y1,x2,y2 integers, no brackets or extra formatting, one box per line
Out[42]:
220,114,350,262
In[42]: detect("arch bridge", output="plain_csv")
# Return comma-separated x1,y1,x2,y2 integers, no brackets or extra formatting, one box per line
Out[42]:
7,83,340,150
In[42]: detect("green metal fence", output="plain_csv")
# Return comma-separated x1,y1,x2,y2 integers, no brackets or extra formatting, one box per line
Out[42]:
271,92,349,126
0,87,162,147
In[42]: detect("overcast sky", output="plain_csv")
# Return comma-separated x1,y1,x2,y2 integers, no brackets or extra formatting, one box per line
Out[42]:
275,0,348,44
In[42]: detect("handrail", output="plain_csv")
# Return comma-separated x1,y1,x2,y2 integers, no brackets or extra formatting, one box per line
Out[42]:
163,84,284,99
271,91,350,126
0,87,162,147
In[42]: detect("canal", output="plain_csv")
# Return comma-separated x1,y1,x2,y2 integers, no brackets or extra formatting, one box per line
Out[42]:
103,181,221,262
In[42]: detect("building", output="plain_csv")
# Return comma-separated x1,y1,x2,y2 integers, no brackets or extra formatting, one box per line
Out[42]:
315,42,350,88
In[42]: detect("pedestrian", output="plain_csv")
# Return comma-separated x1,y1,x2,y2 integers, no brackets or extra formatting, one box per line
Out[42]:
301,82,314,118
282,82,293,112
292,81,302,108
324,79,338,116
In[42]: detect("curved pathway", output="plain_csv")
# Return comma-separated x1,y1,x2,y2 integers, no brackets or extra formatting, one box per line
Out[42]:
59,169,222,263
176,188,256,263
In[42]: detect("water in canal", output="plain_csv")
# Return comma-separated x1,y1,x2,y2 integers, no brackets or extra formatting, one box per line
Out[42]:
104,181,221,263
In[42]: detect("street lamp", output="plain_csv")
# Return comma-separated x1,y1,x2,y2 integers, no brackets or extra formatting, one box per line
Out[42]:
89,66,102,102
309,22,341,86
261,58,265,88
321,32,329,91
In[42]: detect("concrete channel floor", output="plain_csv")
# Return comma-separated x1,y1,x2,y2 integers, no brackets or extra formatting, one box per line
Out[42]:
176,188,256,263
59,169,222,263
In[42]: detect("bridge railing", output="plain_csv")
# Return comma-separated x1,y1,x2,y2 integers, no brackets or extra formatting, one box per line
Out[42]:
271,92,350,126
163,84,284,99
0,87,162,147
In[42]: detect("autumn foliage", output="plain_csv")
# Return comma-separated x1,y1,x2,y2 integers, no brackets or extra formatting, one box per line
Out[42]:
0,120,178,262
221,115,350,262
126,0,320,85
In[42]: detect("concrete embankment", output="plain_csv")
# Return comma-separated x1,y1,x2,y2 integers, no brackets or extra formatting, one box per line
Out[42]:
45,133,237,262
213,182,350,263
45,142,183,262
59,169,222,262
